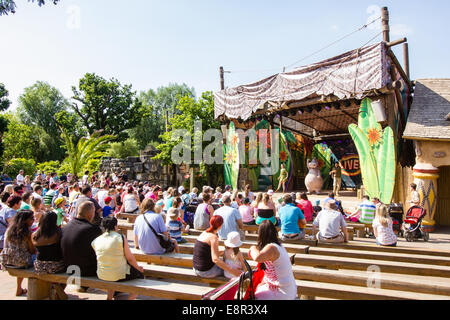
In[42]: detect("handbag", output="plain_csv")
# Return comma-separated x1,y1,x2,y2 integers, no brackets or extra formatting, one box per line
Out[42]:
142,215,175,252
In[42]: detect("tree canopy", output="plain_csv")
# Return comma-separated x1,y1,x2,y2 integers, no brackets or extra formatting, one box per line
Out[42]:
0,0,59,15
71,73,143,142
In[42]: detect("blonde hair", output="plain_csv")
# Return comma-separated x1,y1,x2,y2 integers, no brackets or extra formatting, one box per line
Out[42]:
154,205,162,214
375,204,391,228
262,193,270,205
254,192,263,206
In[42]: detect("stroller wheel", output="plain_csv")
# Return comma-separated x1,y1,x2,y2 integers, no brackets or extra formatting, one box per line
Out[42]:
423,232,430,242
405,232,413,242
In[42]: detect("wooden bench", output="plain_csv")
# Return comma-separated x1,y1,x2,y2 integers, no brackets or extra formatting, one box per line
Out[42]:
242,224,355,240
116,213,139,223
5,267,211,300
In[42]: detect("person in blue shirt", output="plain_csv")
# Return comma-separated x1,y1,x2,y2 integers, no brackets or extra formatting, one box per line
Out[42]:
102,197,113,218
279,194,306,241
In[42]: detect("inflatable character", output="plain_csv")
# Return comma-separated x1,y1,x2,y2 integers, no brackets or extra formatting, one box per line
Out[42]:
305,158,323,194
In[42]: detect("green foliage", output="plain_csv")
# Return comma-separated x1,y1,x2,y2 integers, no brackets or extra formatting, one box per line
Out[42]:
3,158,36,177
105,139,140,159
36,161,61,175
130,83,195,149
348,98,396,203
0,83,11,111
60,129,116,178
71,73,144,142
0,0,60,16
83,158,102,174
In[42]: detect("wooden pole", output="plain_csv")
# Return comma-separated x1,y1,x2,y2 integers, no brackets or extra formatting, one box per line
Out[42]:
387,38,407,48
381,7,390,42
220,66,225,90
403,42,410,80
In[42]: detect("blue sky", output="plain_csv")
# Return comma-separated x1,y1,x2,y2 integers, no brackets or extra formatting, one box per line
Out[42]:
1,0,449,109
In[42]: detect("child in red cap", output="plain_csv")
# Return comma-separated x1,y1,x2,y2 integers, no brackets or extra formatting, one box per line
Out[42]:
103,197,113,218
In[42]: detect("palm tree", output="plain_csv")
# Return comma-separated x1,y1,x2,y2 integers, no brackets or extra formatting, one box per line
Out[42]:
60,128,116,180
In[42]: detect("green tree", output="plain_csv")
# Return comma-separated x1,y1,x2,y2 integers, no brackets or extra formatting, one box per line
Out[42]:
71,73,143,142
154,91,222,187
3,158,36,177
0,0,59,15
0,83,11,111
130,83,195,149
60,128,115,179
0,83,11,167
105,138,140,159
17,81,70,161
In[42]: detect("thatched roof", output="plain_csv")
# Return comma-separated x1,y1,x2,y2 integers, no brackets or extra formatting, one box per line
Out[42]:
403,79,450,141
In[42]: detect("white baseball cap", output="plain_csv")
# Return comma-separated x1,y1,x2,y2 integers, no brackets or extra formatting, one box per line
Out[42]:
178,186,185,194
224,231,242,248
267,190,274,196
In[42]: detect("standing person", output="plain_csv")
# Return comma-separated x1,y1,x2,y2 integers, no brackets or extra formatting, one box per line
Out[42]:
410,183,421,207
223,231,246,279
43,183,58,209
16,170,25,186
60,201,102,277
312,200,348,243
275,164,289,193
278,194,306,241
1,210,36,296
213,195,244,241
296,192,314,222
133,199,178,255
248,220,297,300
194,193,215,230
372,204,397,247
82,171,90,186
193,215,242,279
95,182,109,208
329,162,342,197
23,176,32,192
92,217,144,300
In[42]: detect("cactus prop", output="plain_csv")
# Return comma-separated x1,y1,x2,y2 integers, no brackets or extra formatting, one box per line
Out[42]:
348,98,396,204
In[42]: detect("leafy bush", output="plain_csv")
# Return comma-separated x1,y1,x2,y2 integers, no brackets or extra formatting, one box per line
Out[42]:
36,161,61,175
83,158,101,173
105,139,140,159
3,158,36,177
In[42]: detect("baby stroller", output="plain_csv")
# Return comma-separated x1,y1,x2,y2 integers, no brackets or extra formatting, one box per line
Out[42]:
402,205,429,242
389,203,404,237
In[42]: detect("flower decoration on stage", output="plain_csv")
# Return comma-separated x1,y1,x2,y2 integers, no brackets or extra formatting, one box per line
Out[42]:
367,127,382,147
230,133,239,147
280,151,288,162
248,139,258,151
224,151,236,165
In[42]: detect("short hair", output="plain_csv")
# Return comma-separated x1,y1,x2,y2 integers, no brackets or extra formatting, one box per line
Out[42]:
1,192,11,203
362,195,370,200
33,185,43,192
14,185,23,193
22,191,32,202
50,183,57,190
410,183,417,190
283,194,293,204
6,195,22,208
326,200,337,210
81,185,91,195
299,192,308,201
77,201,95,219
328,192,335,198
222,195,231,204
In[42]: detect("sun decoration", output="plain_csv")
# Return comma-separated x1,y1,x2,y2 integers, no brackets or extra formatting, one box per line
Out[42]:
367,127,383,147
280,151,288,162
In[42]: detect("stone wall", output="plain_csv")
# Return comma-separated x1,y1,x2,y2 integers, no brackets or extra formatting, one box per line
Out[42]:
99,146,170,185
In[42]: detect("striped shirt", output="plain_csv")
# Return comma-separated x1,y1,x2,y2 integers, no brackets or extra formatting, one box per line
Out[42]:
358,200,376,224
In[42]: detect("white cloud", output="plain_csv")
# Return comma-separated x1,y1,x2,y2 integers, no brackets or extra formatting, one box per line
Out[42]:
391,23,414,37
330,25,339,31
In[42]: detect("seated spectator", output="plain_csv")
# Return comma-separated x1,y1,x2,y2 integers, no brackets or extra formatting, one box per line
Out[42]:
347,196,376,225
312,200,348,243
121,186,140,214
194,192,214,230
166,208,187,244
248,220,297,300
214,195,244,241
372,204,397,247
223,231,246,279
279,194,306,241
193,215,242,278
251,192,263,220
133,198,178,255
69,185,103,226
53,197,68,228
243,184,255,202
296,192,314,222
0,191,11,209
213,187,222,202
61,201,102,277
0,196,23,251
1,210,36,296
20,192,33,211
30,196,45,227
189,187,199,201
102,197,113,218
256,193,278,226
43,183,58,209
240,198,255,225
92,217,144,300
32,211,65,275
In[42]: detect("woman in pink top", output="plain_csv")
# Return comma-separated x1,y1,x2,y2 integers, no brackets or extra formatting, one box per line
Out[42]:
239,198,255,225
296,192,313,222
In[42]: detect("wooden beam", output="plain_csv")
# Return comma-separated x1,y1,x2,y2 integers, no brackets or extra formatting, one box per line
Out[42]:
386,38,407,48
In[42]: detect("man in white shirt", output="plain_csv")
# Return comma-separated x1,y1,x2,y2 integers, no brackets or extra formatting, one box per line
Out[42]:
32,185,43,201
312,200,348,243
82,171,89,185
16,170,25,185
214,195,244,241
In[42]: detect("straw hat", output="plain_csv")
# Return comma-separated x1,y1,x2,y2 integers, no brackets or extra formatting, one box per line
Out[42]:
224,231,242,248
